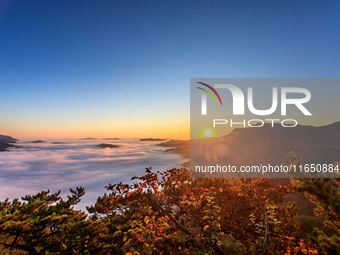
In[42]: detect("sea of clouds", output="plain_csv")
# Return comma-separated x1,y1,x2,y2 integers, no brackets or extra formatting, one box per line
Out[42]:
0,139,187,211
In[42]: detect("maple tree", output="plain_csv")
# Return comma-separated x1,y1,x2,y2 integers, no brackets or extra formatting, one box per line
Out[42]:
87,167,321,254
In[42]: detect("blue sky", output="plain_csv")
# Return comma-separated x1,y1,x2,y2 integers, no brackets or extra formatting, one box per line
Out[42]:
0,0,339,139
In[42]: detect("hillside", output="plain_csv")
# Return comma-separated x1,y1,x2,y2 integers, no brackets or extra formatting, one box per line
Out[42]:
0,135,17,151
190,121,340,177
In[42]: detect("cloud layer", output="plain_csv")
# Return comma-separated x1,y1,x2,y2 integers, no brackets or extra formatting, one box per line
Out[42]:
0,139,186,210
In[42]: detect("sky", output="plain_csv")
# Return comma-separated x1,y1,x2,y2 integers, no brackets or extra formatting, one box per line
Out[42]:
1,0,340,140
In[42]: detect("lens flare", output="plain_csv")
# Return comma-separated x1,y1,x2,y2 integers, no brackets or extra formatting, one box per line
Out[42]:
204,129,212,137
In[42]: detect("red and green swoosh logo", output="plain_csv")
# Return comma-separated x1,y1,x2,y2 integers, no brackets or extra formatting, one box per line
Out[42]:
196,82,222,106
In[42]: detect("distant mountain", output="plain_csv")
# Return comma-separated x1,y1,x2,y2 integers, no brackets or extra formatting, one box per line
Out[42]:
97,143,120,148
191,121,340,177
0,135,18,151
158,139,190,158
140,138,166,141
0,135,17,144
27,140,44,143
82,137,97,140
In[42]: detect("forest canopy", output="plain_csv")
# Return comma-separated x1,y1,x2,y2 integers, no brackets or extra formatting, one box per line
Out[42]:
0,157,339,254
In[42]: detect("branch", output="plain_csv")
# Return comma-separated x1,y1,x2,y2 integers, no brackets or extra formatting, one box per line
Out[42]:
262,206,269,246
10,235,19,249
151,195,194,236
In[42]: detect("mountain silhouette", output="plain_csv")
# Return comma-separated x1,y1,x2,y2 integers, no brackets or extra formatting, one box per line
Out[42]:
190,121,340,177
0,135,18,151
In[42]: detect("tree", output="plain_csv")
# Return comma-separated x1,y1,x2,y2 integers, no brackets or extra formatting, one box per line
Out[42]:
88,168,317,254
0,187,92,254
0,167,326,254
288,152,340,254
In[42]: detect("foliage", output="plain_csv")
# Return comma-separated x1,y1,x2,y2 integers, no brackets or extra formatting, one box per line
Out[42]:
0,187,93,254
1,164,339,254
288,152,340,254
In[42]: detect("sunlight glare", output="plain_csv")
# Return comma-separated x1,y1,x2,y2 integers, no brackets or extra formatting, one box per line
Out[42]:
204,129,212,137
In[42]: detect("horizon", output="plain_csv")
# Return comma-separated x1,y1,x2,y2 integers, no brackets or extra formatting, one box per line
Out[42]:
4,119,340,141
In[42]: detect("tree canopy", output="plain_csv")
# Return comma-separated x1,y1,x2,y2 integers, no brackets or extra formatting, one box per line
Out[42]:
1,160,339,254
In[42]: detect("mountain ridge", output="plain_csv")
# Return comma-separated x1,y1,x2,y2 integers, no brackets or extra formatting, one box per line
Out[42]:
0,135,18,152
190,121,340,173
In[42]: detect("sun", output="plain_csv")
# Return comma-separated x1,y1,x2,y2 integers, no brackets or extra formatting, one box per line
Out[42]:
204,129,212,137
